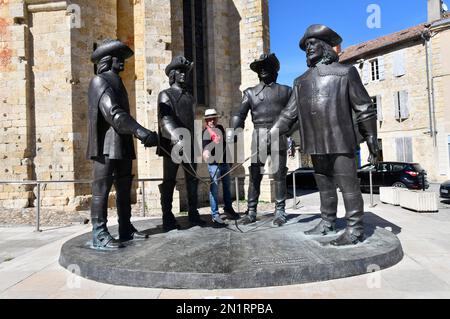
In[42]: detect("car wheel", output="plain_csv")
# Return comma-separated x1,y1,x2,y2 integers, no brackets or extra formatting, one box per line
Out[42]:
392,182,407,188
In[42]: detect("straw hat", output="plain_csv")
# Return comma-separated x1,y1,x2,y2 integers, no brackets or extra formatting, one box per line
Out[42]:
204,108,220,120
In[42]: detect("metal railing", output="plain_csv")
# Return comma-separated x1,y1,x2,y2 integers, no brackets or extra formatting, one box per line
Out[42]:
0,170,305,233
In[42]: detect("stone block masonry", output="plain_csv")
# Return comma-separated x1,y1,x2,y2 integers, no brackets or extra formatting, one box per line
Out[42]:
0,0,270,214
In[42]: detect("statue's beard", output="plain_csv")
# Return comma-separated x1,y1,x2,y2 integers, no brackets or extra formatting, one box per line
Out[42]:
307,54,323,67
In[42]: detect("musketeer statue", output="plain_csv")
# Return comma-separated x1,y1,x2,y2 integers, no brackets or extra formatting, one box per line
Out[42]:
87,39,158,250
228,53,293,227
271,25,379,245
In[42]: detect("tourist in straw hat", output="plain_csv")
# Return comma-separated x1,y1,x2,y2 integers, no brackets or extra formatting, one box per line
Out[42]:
203,109,241,227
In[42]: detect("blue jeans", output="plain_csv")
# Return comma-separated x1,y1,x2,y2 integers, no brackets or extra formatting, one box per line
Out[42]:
208,163,233,216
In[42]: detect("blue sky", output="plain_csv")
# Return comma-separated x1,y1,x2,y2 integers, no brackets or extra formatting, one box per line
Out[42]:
270,0,429,85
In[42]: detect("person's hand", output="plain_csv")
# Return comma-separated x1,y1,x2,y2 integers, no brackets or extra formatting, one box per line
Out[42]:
366,136,379,165
135,127,153,144
144,131,158,148
203,150,211,163
135,127,158,148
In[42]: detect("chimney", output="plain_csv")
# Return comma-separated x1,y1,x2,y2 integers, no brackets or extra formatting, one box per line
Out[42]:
428,0,443,22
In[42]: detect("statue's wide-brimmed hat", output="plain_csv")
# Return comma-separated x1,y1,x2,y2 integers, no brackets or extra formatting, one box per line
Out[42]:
250,53,280,73
299,24,342,51
204,108,221,120
91,39,134,64
165,56,194,76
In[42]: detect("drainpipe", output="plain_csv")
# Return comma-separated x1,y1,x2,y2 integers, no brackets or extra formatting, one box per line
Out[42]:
422,27,438,147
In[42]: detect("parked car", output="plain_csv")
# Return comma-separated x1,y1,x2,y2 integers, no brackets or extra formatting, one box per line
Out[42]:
286,167,317,189
286,162,429,192
440,180,450,199
358,162,429,192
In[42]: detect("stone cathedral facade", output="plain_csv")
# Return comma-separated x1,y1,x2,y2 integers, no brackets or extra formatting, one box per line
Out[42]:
0,0,274,212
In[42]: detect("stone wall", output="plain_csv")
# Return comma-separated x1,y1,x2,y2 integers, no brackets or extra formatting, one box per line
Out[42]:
0,0,33,209
429,27,450,180
0,0,120,210
135,0,270,213
30,7,74,208
69,0,118,208
135,0,180,213
0,0,270,212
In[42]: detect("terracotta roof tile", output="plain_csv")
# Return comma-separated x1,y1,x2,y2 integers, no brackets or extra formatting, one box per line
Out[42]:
340,12,450,63
339,24,425,63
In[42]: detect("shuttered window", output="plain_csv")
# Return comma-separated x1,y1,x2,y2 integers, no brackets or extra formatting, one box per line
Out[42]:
378,56,385,81
394,90,409,121
396,137,413,162
363,61,370,85
393,50,406,77
365,57,385,82
370,59,379,81
371,95,383,122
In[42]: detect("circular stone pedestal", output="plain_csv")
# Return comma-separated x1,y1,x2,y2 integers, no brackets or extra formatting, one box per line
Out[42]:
59,213,403,289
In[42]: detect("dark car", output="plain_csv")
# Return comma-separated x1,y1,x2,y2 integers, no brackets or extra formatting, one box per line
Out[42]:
286,167,317,189
358,162,429,192
440,181,450,199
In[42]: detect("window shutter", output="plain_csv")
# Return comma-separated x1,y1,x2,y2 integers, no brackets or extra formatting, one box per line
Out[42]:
400,90,410,120
396,138,405,162
378,56,385,81
394,92,400,120
377,95,383,122
363,62,370,85
393,50,406,77
405,137,413,162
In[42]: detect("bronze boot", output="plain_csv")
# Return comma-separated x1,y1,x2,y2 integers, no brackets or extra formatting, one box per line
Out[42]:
331,192,364,246
305,174,338,235
159,182,181,232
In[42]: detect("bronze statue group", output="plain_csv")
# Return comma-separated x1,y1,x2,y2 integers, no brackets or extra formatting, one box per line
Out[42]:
87,24,379,250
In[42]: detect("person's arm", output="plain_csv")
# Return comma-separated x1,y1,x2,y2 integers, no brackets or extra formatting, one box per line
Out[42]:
229,90,251,130
271,87,298,137
348,66,379,164
158,91,182,145
99,88,157,146
202,128,211,162
284,86,300,137
227,91,252,143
